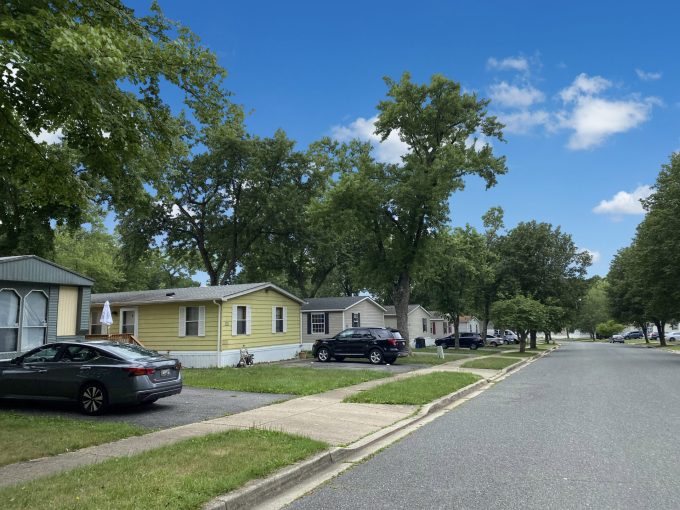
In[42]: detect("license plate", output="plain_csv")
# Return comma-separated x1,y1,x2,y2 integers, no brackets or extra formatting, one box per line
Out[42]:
160,369,170,377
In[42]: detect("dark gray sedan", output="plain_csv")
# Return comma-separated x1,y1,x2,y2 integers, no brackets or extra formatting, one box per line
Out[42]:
0,341,182,415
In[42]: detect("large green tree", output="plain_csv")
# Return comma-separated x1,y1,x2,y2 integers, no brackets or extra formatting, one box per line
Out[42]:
327,73,506,341
607,248,649,342
1,0,230,256
574,278,611,340
491,295,547,353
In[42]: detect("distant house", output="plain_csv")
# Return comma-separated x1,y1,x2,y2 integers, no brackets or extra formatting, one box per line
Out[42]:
459,315,481,333
429,312,450,338
0,255,94,357
90,282,304,368
384,304,435,346
301,296,386,347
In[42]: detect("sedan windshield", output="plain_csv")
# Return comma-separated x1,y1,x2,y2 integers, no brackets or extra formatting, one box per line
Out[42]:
99,343,162,360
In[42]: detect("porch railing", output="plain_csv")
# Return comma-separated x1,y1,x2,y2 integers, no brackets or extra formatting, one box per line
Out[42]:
84,333,144,347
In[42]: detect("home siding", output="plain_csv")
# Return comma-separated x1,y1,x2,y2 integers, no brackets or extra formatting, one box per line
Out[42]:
301,311,342,343
343,301,385,329
223,289,301,350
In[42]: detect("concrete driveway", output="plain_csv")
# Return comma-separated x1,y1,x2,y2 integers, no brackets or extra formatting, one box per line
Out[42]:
0,386,292,429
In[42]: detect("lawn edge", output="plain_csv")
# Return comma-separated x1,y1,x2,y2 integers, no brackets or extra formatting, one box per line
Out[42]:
204,346,560,510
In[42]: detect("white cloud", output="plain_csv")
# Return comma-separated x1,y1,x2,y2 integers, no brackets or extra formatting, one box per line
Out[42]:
498,110,551,134
561,96,655,150
489,82,545,108
331,115,409,164
487,56,529,72
636,69,662,81
593,185,652,216
30,128,64,145
580,249,601,264
559,73,611,102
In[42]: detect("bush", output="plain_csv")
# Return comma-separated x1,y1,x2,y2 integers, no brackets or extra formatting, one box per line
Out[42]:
595,320,625,338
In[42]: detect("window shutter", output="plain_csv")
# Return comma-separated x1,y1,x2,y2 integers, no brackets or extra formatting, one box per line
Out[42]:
357,312,360,327
307,314,311,334
231,305,238,336
324,312,329,335
272,306,277,333
198,306,205,337
283,306,288,333
178,307,186,337
246,306,252,335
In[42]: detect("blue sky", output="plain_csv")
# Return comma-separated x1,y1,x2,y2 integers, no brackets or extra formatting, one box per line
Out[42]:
128,0,680,277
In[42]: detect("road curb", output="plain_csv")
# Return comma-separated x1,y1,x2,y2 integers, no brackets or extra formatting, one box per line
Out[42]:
204,346,558,510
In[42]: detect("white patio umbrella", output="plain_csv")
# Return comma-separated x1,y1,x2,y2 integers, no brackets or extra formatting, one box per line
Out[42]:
100,300,113,337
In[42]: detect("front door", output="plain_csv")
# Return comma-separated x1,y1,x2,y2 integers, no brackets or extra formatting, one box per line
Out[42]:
120,308,138,337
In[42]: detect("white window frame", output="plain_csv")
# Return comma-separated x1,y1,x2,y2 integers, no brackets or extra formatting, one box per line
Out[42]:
119,307,139,337
22,290,48,350
179,306,205,337
232,305,251,336
0,288,20,352
422,318,427,332
272,306,287,333
90,309,103,335
311,313,325,334
351,312,360,327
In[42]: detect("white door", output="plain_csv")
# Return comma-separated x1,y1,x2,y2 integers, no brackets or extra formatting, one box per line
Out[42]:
120,308,138,337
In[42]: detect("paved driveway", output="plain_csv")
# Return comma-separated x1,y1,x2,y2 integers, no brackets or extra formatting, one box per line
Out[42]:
0,386,292,429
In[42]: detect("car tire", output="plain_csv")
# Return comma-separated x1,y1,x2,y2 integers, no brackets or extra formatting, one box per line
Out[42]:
334,356,345,362
384,356,397,364
369,349,384,365
442,344,449,350
316,347,331,362
470,344,478,350
79,382,107,415
141,398,159,406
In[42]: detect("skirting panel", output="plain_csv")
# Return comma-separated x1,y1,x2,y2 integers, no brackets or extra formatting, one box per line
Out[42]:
169,343,304,368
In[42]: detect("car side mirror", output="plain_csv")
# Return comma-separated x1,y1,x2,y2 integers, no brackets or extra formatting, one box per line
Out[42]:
10,356,22,365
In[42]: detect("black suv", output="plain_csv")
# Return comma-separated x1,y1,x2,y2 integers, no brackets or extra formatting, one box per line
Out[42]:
312,328,408,364
435,332,485,350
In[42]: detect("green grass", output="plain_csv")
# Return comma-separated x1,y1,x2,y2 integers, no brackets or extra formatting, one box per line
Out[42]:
343,372,481,405
183,366,390,395
501,351,539,358
407,353,471,364
460,356,522,370
0,413,147,467
0,429,326,510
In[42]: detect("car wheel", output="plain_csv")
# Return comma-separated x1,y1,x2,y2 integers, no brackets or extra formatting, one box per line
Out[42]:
141,398,159,406
442,344,449,349
491,342,498,347
334,356,345,362
79,383,107,415
384,356,397,364
470,344,478,350
369,349,384,365
316,347,331,362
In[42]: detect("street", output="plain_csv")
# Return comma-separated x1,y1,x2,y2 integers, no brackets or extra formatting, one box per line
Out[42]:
286,342,680,509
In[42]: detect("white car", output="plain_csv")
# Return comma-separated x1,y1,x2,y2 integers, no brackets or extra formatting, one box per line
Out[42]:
610,334,624,343
667,331,680,342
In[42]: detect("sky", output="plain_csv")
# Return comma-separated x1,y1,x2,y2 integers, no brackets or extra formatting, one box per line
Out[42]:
127,0,680,278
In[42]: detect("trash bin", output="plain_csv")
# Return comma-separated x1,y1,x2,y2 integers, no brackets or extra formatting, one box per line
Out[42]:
415,337,426,349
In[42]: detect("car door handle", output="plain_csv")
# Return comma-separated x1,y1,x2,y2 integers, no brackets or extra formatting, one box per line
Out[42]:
80,366,91,371
34,369,47,374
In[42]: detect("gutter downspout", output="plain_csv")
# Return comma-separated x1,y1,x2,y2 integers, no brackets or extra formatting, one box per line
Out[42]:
213,300,222,368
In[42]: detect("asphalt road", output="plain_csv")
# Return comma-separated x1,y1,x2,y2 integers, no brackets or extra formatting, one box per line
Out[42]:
287,342,680,509
0,386,292,429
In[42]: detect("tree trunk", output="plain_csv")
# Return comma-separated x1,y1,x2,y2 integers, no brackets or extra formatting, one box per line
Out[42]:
518,331,527,353
530,330,537,350
393,272,412,350
544,331,550,344
655,320,667,347
481,318,489,342
566,329,570,339
453,316,460,350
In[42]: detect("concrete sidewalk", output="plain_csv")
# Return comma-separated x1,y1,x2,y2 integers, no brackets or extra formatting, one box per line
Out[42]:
0,354,507,488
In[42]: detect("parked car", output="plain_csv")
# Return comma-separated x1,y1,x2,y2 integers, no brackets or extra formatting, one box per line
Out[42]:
650,332,659,340
503,330,519,344
486,335,504,347
0,341,182,415
610,334,624,343
667,331,680,342
313,327,408,365
623,331,644,340
435,332,485,350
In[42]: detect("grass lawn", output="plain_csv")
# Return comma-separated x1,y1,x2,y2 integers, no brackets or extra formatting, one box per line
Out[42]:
460,356,521,370
183,365,390,395
0,413,147,467
501,351,539,358
407,353,471,364
343,372,481,405
0,429,326,510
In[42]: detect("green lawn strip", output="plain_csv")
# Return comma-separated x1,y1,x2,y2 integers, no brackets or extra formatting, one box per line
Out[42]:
183,366,390,395
343,372,481,405
0,413,147,467
460,356,521,370
501,351,539,358
0,429,326,510
406,353,470,364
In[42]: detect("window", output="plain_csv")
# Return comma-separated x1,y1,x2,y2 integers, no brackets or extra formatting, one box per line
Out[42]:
22,291,47,350
431,322,436,335
272,306,286,333
422,318,427,332
311,313,325,334
186,307,199,336
351,313,360,327
236,306,247,335
23,345,61,363
179,306,205,337
61,345,100,363
120,308,137,335
0,289,20,352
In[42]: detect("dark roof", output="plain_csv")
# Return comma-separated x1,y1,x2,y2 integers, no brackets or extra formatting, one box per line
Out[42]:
0,255,94,286
92,282,303,305
302,296,385,312
383,304,426,316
